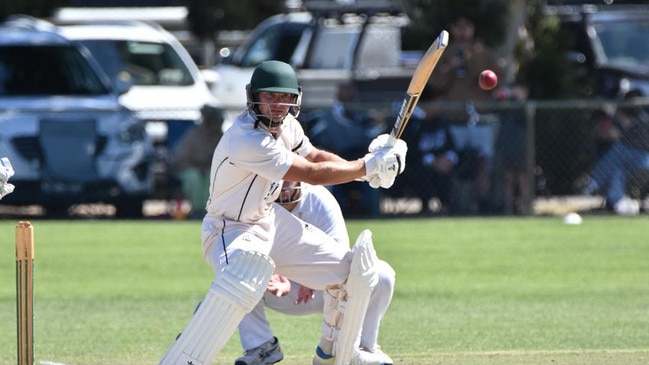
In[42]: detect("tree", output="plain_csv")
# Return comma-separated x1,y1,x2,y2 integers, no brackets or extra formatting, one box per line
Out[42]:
515,0,581,99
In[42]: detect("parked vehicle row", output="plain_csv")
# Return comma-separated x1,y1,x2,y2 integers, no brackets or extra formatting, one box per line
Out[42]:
0,15,218,217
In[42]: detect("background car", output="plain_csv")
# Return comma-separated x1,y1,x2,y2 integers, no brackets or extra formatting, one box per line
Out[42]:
57,20,219,199
0,15,154,217
551,3,649,98
211,1,416,127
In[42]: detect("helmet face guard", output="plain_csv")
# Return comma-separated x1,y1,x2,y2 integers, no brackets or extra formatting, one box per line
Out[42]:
246,85,302,127
247,61,302,128
276,181,302,205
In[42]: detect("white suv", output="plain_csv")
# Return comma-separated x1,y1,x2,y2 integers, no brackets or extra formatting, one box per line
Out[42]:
58,20,219,197
0,16,155,217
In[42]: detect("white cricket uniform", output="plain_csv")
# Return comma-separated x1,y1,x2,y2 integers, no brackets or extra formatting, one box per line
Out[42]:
201,110,352,293
238,183,396,352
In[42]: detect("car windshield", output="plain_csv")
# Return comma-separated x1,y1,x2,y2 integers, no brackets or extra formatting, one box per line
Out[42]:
0,45,109,96
595,20,649,70
79,40,194,86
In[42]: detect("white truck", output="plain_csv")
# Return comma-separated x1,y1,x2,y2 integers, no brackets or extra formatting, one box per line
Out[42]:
211,0,421,124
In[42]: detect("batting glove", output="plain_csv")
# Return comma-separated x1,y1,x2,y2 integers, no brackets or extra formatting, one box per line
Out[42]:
366,173,396,189
368,133,408,154
368,134,391,153
0,157,15,200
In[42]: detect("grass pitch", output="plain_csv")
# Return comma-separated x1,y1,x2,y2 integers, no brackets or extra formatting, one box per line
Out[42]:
1,216,648,365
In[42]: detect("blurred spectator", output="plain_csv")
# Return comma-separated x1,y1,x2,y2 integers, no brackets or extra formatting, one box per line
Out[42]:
428,14,503,103
171,104,224,218
589,104,636,160
426,14,505,214
302,82,386,217
582,96,649,215
396,103,459,215
493,85,530,215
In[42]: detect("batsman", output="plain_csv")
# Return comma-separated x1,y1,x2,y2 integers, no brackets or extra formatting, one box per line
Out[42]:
158,60,407,365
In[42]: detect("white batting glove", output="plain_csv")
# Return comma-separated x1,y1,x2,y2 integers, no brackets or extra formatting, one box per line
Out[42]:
363,149,399,177
368,134,408,163
368,133,391,153
0,157,13,182
364,138,407,172
362,147,406,189
0,182,15,199
366,173,396,189
366,174,381,189
0,157,15,200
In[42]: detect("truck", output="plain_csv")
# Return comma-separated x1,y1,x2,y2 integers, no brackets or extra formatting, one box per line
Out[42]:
211,0,421,123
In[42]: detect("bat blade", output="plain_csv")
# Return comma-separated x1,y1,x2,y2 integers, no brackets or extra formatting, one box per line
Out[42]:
389,30,449,143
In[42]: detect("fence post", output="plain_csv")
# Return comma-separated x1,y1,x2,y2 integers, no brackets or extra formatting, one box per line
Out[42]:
524,101,537,215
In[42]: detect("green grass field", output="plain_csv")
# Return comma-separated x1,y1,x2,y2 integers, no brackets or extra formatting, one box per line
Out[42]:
1,217,648,365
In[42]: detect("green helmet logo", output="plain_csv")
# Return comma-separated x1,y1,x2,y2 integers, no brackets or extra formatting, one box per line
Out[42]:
249,60,300,95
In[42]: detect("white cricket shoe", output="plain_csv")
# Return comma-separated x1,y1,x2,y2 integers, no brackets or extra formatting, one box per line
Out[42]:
368,347,393,365
350,347,393,365
235,336,284,365
614,196,640,216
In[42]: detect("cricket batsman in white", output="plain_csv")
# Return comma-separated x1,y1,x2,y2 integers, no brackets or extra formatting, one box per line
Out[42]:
235,180,395,365
158,60,407,365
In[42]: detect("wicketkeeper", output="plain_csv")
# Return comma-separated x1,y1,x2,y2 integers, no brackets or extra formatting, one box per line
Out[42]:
235,181,395,365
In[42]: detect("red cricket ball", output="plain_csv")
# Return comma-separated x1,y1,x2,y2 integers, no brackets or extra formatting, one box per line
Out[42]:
479,70,498,90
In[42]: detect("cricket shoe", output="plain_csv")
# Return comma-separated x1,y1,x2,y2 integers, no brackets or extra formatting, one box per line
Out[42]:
235,336,284,365
350,347,393,365
365,347,393,365
613,196,640,216
312,346,334,365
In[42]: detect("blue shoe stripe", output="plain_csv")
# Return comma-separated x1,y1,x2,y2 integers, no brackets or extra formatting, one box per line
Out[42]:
316,346,333,360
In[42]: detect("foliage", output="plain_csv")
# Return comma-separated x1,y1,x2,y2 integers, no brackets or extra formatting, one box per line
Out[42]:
515,0,583,99
401,0,509,51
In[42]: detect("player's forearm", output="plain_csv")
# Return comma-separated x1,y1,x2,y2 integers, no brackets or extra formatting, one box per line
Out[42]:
307,148,347,163
284,159,365,185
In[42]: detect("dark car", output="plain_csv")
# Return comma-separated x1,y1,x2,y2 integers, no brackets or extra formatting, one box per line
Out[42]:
549,3,649,98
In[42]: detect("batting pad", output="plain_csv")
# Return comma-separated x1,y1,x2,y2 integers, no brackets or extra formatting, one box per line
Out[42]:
334,229,379,365
159,251,275,365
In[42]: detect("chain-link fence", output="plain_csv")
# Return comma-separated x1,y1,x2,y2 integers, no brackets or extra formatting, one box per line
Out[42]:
296,97,649,217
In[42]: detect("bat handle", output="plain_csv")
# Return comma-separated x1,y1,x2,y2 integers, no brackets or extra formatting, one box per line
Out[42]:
386,132,398,147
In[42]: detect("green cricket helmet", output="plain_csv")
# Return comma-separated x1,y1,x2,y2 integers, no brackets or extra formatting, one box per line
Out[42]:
246,60,302,128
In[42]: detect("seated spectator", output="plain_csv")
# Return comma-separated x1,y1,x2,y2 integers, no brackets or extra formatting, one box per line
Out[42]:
399,106,459,215
302,82,386,217
426,13,505,214
171,104,224,218
493,85,530,215
582,96,649,215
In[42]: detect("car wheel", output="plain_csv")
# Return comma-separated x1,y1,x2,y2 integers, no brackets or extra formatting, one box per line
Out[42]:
43,203,71,218
113,197,145,219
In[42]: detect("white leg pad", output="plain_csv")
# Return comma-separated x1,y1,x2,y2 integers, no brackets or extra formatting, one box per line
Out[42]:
159,251,275,365
333,229,379,365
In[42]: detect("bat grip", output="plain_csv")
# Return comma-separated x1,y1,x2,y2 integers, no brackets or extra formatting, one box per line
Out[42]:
387,133,398,147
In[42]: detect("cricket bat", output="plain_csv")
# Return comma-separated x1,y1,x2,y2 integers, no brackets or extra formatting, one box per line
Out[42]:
388,30,449,145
